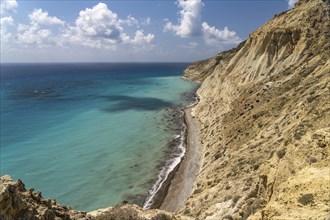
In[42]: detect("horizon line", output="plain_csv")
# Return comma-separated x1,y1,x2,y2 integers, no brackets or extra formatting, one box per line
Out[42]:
0,61,196,64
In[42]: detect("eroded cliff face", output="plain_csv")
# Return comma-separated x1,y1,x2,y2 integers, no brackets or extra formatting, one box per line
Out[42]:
181,0,330,219
183,43,245,83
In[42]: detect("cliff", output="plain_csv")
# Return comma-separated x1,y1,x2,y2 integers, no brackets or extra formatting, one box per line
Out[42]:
181,0,330,219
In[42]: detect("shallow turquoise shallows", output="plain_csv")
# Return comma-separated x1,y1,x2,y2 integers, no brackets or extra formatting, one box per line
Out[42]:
0,63,198,211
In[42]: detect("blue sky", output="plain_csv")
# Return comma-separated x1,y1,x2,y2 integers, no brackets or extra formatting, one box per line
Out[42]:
1,0,297,62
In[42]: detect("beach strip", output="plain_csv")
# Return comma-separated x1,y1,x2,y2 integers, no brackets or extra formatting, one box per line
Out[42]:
159,105,202,212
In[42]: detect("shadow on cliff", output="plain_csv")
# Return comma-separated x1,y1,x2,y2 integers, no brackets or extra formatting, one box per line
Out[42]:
100,95,173,112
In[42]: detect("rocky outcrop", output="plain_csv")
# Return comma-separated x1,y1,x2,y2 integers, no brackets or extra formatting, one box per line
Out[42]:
89,204,184,220
0,175,183,220
181,0,330,219
0,175,91,220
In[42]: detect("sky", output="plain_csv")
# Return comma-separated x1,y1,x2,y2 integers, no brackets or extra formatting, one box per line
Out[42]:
1,0,298,63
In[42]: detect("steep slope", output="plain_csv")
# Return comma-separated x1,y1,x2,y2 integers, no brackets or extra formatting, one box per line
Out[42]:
181,0,330,219
183,42,245,83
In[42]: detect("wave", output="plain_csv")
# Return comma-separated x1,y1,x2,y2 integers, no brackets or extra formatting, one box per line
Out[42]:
142,96,199,209
142,109,187,209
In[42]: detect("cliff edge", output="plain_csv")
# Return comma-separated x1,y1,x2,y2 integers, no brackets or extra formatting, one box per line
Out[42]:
0,175,91,220
181,0,330,219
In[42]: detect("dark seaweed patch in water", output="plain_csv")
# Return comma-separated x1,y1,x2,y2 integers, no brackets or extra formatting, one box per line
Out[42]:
160,106,183,132
120,79,156,86
141,106,187,208
11,89,62,100
180,85,199,104
7,81,97,102
100,95,173,112
122,193,146,206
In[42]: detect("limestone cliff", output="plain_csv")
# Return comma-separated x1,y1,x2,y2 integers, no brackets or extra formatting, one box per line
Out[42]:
181,0,330,219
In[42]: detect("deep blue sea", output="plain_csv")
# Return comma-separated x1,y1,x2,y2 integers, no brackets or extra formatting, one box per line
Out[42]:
0,63,198,211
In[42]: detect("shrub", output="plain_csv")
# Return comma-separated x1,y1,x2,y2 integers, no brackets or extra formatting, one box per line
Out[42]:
214,152,222,160
233,195,240,204
309,156,318,163
276,149,286,159
215,55,223,64
298,194,314,205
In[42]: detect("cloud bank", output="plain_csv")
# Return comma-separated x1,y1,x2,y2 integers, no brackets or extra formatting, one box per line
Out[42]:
1,2,155,50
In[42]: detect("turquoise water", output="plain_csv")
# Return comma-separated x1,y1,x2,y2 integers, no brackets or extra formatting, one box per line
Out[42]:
0,63,197,211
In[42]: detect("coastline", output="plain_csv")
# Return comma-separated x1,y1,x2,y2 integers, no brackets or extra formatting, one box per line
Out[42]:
146,99,201,212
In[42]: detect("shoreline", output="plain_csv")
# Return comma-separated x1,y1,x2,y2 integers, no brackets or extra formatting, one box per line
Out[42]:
142,106,188,209
146,100,201,212
159,104,201,212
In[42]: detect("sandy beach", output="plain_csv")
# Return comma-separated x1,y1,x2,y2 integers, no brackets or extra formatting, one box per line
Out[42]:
159,105,202,212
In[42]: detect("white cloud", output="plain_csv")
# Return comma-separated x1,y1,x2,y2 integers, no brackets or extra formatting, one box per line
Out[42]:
75,3,124,40
121,16,151,26
1,16,15,42
28,8,65,25
164,0,240,48
17,23,29,32
288,0,298,9
164,0,203,38
120,15,139,26
142,17,151,26
1,31,12,42
128,30,154,45
69,3,154,48
202,22,241,46
1,16,14,26
13,9,64,46
17,23,53,46
1,0,18,14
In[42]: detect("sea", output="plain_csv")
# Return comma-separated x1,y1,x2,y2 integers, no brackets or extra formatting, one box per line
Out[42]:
0,63,198,211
